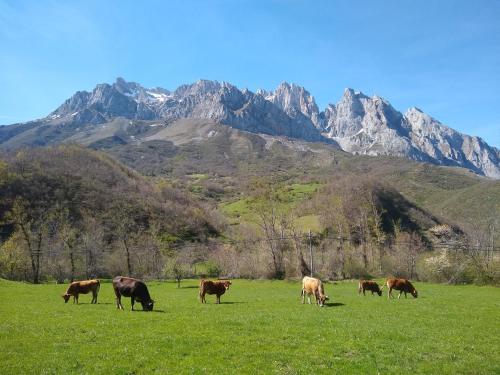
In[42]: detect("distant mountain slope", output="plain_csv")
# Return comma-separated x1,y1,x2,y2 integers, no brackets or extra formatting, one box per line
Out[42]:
93,119,498,238
0,78,498,178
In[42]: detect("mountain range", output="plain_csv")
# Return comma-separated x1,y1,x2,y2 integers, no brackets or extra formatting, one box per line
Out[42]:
1,77,499,178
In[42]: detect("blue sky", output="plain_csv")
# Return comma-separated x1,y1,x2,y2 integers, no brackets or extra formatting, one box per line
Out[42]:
1,0,499,147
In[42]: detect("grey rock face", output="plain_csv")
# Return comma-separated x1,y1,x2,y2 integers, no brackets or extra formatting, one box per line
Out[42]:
47,78,325,142
404,107,500,178
262,82,323,129
320,88,499,178
2,78,498,178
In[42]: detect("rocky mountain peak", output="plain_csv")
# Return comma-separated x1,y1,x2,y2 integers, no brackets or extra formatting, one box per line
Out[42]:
174,79,222,97
263,82,322,129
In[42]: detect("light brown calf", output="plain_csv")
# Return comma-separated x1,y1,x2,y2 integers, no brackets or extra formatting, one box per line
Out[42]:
62,279,100,304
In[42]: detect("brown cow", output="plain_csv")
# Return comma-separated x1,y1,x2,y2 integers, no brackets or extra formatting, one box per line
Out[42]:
358,280,383,296
113,276,155,311
199,279,232,304
301,276,329,307
62,279,100,304
386,278,418,299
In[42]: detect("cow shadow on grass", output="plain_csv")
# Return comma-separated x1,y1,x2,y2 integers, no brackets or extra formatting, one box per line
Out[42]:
72,302,113,305
200,301,246,305
181,286,199,289
134,309,166,313
219,301,246,304
324,302,345,307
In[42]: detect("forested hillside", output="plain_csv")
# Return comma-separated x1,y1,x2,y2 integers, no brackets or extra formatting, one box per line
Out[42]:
0,146,219,283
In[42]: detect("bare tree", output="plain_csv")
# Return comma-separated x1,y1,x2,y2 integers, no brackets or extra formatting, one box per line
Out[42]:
256,204,291,279
7,199,48,284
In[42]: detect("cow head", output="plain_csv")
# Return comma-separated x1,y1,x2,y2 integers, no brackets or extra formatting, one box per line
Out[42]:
411,289,418,298
62,294,71,303
223,281,232,290
377,289,383,296
318,294,329,307
142,300,154,311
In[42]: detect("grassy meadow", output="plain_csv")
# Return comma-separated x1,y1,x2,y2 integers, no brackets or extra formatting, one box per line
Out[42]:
221,182,322,230
0,279,499,374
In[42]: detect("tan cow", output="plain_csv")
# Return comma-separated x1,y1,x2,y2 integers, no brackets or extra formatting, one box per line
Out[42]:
62,279,100,304
301,276,329,307
386,278,418,299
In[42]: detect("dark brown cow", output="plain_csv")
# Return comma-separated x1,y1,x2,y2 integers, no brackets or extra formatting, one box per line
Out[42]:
112,276,155,311
358,280,383,296
386,278,418,299
62,279,100,304
199,279,232,304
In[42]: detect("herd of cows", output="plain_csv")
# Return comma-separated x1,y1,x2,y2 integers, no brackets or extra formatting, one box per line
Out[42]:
61,275,418,310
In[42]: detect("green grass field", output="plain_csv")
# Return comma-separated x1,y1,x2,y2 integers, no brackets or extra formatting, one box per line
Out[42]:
0,279,499,374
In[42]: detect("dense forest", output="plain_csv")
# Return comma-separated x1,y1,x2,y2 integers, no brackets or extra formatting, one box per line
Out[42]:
0,144,498,285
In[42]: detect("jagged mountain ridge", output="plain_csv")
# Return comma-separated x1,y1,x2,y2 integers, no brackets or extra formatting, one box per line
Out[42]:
322,88,500,178
47,78,325,142
0,77,498,178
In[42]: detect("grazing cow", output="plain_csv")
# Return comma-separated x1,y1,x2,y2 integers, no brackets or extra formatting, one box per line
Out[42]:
62,279,100,304
386,278,418,299
358,280,383,296
199,279,232,304
301,276,329,307
112,276,155,311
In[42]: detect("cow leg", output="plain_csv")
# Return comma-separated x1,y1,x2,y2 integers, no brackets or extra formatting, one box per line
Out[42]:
388,288,392,299
398,291,402,299
301,289,305,304
115,293,123,310
404,292,407,299
308,295,311,304
131,297,135,311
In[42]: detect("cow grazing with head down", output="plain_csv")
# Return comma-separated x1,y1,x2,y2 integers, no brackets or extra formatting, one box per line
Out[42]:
62,279,100,304
112,276,155,311
386,278,418,299
358,280,383,296
301,276,329,307
199,279,231,304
